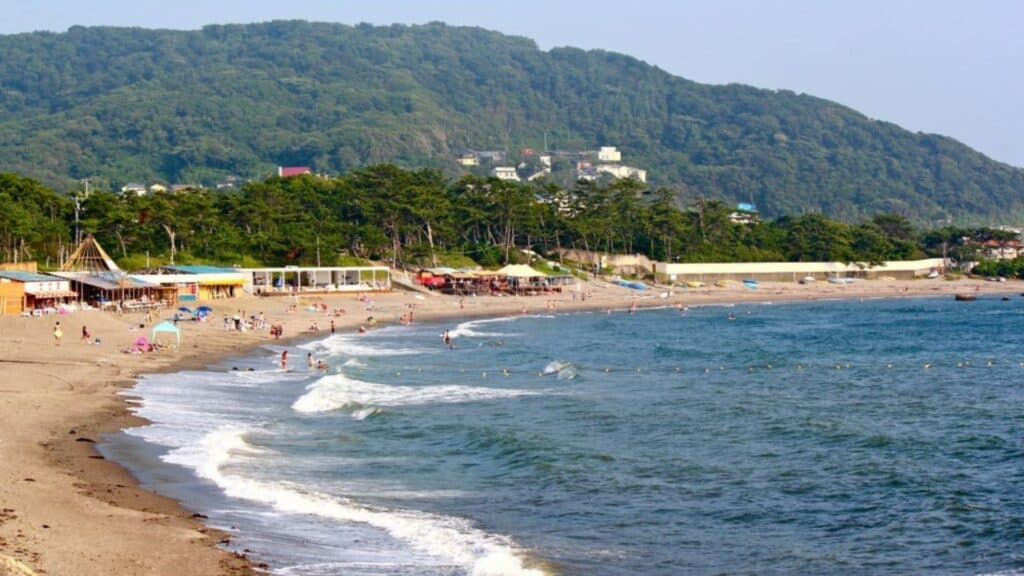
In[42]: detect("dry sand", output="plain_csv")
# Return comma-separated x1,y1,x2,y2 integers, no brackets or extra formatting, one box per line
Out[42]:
0,276,1018,575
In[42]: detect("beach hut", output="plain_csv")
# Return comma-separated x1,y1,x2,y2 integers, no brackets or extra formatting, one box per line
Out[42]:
152,321,181,346
495,264,547,295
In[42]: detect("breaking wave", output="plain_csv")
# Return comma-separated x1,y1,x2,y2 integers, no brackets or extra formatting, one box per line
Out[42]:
165,428,546,576
292,373,544,414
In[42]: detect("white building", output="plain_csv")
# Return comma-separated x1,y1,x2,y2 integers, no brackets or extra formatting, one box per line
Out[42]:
597,146,622,162
596,164,647,183
654,258,945,283
492,167,520,182
457,153,479,167
121,183,147,195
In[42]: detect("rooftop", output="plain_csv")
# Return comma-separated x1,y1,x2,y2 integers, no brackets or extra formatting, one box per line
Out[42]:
0,270,62,283
163,264,238,274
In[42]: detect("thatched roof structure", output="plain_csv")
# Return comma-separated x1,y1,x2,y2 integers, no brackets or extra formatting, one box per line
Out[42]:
61,234,120,273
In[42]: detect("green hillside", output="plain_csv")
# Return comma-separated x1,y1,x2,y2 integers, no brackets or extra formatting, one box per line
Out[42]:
0,21,1021,223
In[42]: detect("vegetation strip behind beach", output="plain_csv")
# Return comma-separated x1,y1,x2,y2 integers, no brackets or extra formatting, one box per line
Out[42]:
0,171,1017,276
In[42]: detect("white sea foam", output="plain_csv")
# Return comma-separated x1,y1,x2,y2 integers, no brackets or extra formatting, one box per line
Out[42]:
542,361,570,375
343,358,368,368
448,316,521,339
170,428,546,576
292,373,542,413
314,333,427,357
351,406,383,420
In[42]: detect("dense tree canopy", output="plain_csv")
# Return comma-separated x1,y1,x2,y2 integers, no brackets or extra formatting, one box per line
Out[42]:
0,22,1022,224
1,170,1012,277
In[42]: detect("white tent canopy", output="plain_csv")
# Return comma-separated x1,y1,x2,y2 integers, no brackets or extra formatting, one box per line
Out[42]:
152,320,181,345
495,264,546,278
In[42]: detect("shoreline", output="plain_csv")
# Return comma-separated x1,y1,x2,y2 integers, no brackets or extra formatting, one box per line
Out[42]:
1,277,1020,575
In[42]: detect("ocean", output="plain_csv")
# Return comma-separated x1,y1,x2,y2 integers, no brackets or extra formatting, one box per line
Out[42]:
102,297,1024,575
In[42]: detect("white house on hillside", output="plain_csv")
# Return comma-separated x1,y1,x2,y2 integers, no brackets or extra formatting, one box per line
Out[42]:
492,167,520,182
597,146,622,162
121,183,147,195
596,164,646,183
457,153,479,167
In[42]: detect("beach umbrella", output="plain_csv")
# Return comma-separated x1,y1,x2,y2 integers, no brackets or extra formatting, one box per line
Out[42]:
196,305,213,313
178,306,193,313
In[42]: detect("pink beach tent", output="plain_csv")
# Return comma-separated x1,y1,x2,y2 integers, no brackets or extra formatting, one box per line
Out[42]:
132,336,150,352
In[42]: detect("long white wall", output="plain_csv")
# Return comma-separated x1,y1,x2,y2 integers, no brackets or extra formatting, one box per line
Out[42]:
654,258,945,280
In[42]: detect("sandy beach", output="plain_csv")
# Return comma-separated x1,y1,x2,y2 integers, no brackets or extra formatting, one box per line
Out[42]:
0,276,1019,575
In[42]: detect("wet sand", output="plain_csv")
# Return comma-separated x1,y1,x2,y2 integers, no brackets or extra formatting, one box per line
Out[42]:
0,276,1017,575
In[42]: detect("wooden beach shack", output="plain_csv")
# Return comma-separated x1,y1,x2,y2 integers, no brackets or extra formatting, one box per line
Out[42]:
0,270,76,316
495,264,549,295
54,235,172,309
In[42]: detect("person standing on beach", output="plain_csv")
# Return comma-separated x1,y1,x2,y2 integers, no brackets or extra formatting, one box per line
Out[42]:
81,325,91,343
330,319,335,334
53,321,63,346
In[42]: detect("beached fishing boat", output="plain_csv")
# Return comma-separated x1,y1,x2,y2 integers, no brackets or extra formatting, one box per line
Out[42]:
742,279,759,289
613,278,647,290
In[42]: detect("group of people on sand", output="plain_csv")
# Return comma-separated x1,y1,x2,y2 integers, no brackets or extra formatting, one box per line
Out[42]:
269,324,284,339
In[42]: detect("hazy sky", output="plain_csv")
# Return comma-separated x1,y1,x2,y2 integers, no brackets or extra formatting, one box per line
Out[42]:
5,0,1022,167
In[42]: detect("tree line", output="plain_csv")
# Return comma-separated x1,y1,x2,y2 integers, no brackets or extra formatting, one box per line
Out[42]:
0,169,1016,275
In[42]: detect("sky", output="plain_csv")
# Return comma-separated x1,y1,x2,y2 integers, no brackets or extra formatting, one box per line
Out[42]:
4,0,1023,167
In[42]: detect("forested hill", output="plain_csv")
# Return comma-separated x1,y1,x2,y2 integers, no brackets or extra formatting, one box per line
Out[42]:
0,21,1021,223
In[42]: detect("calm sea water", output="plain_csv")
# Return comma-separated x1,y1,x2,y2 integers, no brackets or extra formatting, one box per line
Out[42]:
103,297,1024,575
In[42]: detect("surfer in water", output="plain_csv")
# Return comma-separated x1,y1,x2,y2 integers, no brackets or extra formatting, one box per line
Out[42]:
280,350,288,368
442,330,454,349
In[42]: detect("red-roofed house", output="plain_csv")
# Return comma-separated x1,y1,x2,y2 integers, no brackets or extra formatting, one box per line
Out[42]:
278,166,312,177
980,239,1024,260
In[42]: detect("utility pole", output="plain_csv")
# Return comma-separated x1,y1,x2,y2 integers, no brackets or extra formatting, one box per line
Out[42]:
75,178,91,245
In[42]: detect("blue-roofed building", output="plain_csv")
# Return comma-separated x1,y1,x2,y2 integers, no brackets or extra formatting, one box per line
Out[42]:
730,202,761,225
131,265,246,301
0,270,76,315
